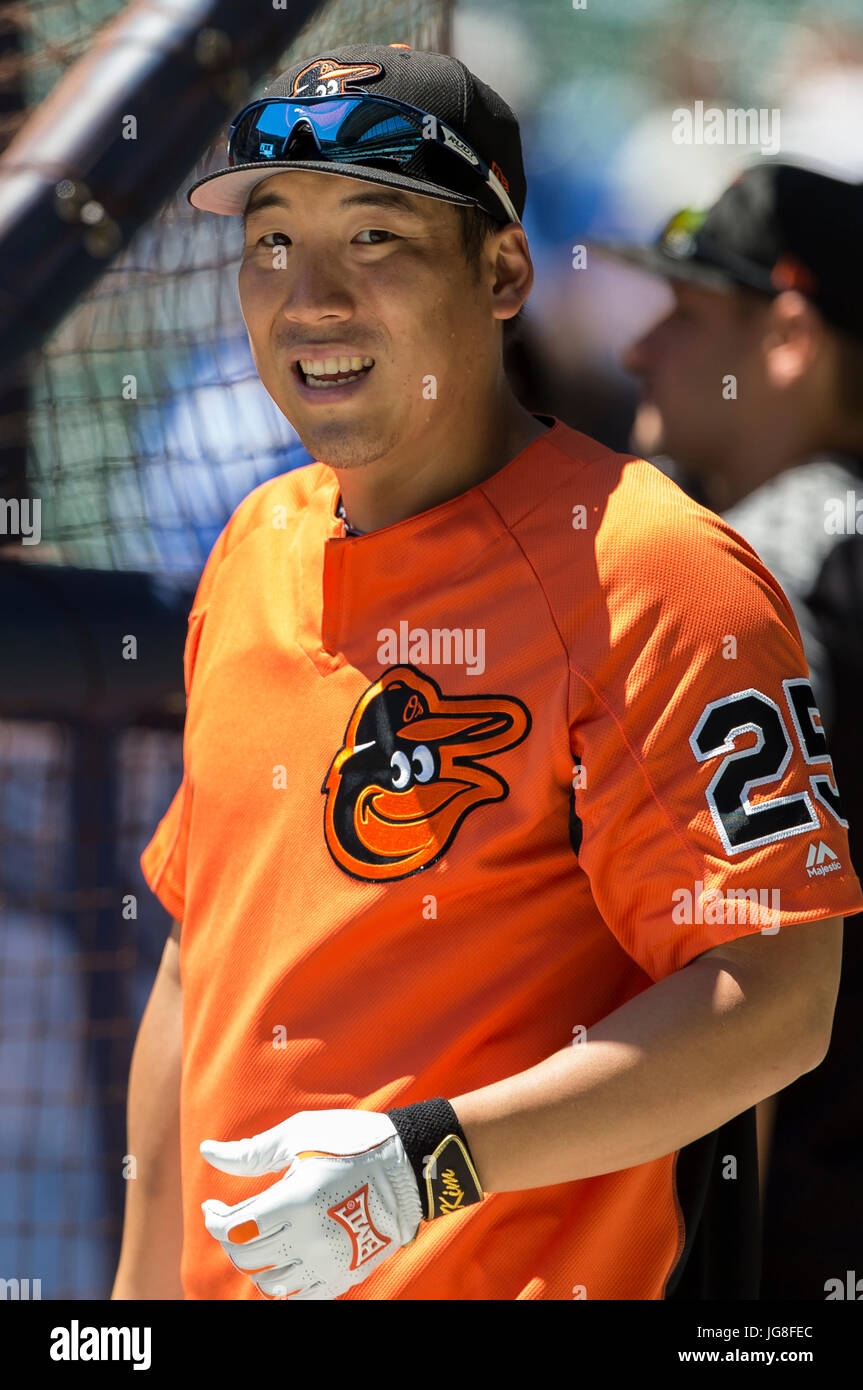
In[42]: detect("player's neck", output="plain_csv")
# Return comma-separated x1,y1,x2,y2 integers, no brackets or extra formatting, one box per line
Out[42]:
333,396,550,535
701,433,841,511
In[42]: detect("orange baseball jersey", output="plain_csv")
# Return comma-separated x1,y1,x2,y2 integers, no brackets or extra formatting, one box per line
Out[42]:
141,416,863,1300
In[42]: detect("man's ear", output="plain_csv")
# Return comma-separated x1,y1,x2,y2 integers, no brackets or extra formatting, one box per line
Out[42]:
763,290,825,389
489,225,533,323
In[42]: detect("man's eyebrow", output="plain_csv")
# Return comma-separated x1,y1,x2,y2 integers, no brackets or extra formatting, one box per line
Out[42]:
243,186,425,221
244,190,291,221
336,189,423,215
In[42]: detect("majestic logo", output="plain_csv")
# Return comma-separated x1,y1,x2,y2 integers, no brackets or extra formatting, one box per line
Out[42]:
289,58,384,98
328,1186,391,1269
322,665,531,881
806,840,840,875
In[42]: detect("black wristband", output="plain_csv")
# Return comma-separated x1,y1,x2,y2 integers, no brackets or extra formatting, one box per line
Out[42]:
386,1097,484,1222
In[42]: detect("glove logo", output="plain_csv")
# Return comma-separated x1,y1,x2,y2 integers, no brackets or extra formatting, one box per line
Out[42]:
328,1185,391,1269
321,665,531,881
289,58,384,98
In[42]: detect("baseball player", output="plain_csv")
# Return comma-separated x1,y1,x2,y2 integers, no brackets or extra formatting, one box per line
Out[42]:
112,44,863,1302
597,162,863,1298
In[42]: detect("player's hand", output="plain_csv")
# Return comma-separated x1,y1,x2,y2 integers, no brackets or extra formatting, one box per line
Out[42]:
200,1109,424,1300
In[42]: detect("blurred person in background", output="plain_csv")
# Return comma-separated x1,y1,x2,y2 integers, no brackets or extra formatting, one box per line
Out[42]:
600,160,863,1300
498,14,747,449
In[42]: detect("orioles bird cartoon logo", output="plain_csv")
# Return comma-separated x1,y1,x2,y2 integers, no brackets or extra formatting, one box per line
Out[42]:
321,666,531,882
289,57,385,98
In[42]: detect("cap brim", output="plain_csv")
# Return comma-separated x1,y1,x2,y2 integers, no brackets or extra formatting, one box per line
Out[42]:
590,240,739,293
188,160,478,214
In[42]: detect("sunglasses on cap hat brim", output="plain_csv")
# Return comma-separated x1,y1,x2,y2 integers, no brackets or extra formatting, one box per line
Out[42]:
189,93,521,227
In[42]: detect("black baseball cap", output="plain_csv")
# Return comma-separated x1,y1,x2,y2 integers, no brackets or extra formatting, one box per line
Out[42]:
187,43,526,225
594,162,863,338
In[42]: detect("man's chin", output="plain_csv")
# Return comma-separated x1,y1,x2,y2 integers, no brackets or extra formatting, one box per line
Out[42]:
291,414,403,469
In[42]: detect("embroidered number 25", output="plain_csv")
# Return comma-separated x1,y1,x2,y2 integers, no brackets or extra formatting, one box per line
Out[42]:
689,679,847,856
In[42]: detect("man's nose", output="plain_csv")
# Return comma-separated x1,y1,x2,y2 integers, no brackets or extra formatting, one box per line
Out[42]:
281,255,353,323
621,330,650,376
621,320,663,377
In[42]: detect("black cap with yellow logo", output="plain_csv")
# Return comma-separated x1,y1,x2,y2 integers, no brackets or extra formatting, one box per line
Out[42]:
188,43,526,226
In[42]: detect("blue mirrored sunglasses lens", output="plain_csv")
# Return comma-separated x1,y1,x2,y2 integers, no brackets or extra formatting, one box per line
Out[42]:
251,99,353,139
232,100,424,165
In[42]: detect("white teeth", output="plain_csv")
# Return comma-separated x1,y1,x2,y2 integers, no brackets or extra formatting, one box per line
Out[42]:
305,373,364,389
298,355,375,380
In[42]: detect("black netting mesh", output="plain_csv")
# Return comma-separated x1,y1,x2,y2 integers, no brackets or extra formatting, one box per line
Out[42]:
0,0,451,1302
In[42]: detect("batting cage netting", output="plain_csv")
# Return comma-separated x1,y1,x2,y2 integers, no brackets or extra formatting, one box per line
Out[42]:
0,0,452,1300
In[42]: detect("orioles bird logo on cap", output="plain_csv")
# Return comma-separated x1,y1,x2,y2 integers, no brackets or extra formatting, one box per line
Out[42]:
322,666,531,882
289,57,385,98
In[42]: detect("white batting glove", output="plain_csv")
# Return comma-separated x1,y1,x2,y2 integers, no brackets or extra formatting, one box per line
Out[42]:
200,1109,424,1300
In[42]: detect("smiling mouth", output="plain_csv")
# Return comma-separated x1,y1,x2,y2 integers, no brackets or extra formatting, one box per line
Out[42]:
295,355,375,389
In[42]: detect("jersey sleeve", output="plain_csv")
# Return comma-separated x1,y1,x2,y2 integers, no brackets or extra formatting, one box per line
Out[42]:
569,498,863,983
139,516,233,922
138,639,201,922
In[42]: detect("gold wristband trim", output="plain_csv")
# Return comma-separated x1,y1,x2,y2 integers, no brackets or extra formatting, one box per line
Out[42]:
423,1133,484,1221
